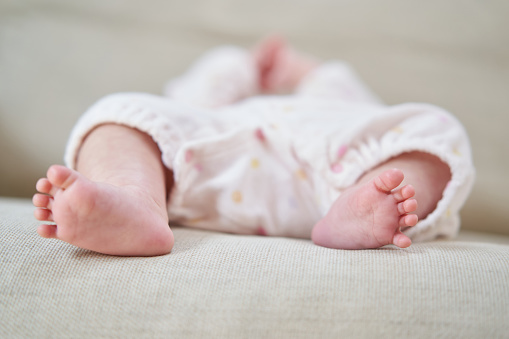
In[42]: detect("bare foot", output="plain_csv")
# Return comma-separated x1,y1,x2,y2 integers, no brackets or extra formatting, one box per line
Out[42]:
312,168,418,249
33,165,174,256
253,35,319,92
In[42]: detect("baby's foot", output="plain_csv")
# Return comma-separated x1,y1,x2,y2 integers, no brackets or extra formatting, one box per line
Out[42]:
252,35,319,92
312,169,418,249
33,165,174,256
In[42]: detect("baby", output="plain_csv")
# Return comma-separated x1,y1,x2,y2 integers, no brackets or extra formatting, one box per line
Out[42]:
33,37,474,256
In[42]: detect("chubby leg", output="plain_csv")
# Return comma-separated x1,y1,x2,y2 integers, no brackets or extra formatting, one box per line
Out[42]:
33,124,174,256
312,152,451,249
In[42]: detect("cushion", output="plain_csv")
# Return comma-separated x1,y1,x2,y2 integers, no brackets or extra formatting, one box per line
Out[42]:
1,197,508,338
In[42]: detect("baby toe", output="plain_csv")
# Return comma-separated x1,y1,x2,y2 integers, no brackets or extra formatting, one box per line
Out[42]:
33,193,52,209
374,168,404,193
392,230,412,248
36,178,54,195
399,214,418,227
47,165,79,190
34,208,54,222
397,199,417,215
37,224,58,239
393,184,415,202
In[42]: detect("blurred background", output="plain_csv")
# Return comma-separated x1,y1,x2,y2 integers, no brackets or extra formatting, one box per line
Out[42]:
1,0,508,234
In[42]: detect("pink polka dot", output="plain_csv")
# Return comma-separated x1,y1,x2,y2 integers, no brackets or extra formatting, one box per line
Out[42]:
256,226,267,236
438,115,449,123
185,150,194,163
331,163,343,173
337,145,348,158
255,128,266,142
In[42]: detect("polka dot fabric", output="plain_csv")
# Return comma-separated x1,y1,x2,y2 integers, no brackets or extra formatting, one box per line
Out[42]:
65,46,474,242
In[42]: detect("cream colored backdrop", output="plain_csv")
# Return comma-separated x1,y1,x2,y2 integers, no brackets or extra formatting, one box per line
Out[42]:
1,0,508,234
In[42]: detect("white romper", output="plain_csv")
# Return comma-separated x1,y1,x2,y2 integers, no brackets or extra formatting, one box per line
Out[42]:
64,46,475,242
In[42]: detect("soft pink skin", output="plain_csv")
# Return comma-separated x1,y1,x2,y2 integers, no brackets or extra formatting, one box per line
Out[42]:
312,151,452,249
33,125,174,256
312,168,418,249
